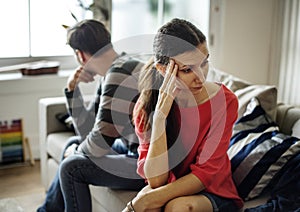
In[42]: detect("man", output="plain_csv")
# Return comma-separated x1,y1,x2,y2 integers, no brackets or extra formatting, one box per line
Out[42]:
37,19,145,212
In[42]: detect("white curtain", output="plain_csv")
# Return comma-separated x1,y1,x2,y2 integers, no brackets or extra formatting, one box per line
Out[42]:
278,0,300,105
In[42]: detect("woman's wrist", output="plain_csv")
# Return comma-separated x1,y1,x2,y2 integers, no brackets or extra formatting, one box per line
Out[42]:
153,110,167,120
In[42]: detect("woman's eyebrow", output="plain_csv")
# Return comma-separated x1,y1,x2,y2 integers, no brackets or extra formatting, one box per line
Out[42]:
203,54,210,61
200,54,210,64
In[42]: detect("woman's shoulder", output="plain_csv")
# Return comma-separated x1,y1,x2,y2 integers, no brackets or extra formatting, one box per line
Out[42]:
204,81,222,100
219,83,239,110
208,82,236,96
206,82,238,105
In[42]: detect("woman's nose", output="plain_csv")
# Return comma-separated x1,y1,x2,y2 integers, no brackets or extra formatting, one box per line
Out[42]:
194,68,206,83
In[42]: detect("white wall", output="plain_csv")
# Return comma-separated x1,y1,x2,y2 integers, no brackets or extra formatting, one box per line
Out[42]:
0,71,97,159
209,0,278,85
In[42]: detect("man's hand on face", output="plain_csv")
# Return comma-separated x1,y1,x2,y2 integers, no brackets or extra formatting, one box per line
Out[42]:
67,66,96,91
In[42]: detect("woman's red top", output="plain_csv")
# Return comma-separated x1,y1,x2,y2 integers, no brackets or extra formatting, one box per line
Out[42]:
135,85,244,208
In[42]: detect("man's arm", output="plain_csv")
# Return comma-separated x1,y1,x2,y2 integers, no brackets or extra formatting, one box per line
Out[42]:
64,81,101,139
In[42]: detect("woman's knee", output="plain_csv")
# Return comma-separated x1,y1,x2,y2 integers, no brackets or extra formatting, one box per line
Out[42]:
164,196,213,212
164,198,194,212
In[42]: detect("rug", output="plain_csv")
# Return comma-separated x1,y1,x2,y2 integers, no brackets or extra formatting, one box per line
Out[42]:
0,198,24,212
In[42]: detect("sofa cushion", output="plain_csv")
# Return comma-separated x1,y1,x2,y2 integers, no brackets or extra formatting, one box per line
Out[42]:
228,98,300,200
47,132,75,162
90,186,138,212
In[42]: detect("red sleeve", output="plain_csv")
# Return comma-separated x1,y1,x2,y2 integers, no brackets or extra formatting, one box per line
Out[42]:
134,103,177,182
190,90,238,190
134,104,148,179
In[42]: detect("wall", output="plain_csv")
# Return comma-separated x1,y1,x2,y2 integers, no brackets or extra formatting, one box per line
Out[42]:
209,0,278,85
0,71,97,159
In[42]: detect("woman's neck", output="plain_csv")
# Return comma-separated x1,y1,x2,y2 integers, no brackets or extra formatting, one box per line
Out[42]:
177,82,221,107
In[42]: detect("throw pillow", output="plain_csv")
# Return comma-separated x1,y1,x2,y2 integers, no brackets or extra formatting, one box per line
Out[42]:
207,69,278,121
207,68,250,92
228,98,300,200
55,112,75,132
234,85,277,121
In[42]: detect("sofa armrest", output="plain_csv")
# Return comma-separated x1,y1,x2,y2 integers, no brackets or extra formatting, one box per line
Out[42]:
276,103,300,135
39,96,69,188
39,96,71,135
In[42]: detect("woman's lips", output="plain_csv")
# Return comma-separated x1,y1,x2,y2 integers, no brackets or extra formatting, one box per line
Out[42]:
192,86,202,90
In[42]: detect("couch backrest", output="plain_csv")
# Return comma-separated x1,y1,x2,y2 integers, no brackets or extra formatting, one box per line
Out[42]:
276,103,300,136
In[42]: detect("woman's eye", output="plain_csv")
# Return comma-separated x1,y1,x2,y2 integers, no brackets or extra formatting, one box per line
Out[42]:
181,68,192,73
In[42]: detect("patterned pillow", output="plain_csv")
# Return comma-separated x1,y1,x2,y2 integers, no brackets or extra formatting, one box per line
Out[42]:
228,98,300,200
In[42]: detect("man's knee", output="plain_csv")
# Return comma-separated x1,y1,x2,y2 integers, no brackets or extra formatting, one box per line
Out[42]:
59,155,80,179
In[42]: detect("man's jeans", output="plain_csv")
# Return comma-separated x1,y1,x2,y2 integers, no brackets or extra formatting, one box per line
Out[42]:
59,152,145,212
37,136,80,212
37,138,144,212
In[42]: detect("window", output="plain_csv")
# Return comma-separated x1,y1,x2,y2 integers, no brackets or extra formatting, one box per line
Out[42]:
0,0,88,58
163,0,210,38
111,0,158,41
0,1,30,58
29,0,88,57
111,0,210,42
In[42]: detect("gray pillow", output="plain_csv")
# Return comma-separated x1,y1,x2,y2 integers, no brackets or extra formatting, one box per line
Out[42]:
234,85,277,121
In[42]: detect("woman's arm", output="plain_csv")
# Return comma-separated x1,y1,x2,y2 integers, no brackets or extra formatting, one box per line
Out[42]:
144,112,169,188
143,60,179,188
132,173,205,211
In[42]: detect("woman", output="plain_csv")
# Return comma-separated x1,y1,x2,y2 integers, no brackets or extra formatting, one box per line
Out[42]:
123,18,243,212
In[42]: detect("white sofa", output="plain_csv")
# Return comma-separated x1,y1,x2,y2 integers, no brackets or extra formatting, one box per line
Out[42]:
39,69,300,211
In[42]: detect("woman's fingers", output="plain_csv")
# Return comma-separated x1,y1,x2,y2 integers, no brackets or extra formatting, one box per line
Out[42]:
160,60,174,91
168,63,178,97
156,60,179,117
160,60,177,95
163,62,178,98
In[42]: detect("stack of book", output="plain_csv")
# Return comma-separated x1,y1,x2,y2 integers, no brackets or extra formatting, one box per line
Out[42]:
0,119,24,165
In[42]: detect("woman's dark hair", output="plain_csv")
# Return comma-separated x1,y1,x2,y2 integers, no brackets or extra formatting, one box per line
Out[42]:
67,19,111,55
153,18,206,65
136,19,206,153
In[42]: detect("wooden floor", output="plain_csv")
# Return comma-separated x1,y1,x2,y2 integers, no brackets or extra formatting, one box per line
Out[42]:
0,160,46,212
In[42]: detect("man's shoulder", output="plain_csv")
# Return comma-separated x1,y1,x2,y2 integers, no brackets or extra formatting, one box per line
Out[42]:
111,53,144,75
